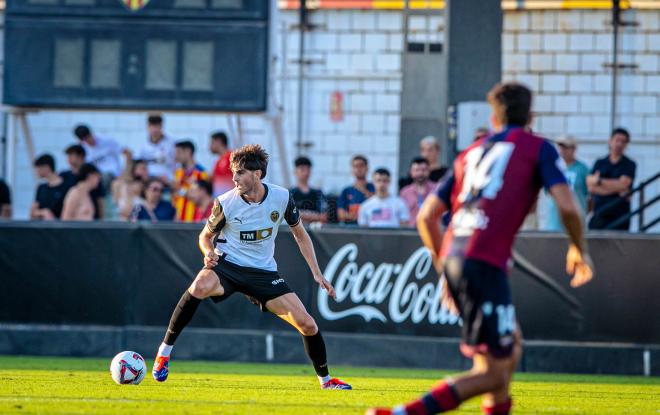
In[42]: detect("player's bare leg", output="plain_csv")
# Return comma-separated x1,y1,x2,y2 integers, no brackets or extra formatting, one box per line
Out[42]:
480,328,522,412
153,268,225,382
267,292,352,390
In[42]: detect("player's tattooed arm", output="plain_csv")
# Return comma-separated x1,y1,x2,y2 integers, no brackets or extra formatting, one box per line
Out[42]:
199,199,225,268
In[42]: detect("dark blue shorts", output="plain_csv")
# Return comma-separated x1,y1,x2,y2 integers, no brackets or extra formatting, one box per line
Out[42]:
444,256,516,359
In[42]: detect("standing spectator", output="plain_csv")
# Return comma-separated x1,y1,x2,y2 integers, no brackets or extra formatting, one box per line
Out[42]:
337,155,374,225
60,144,106,219
112,159,148,220
0,178,12,219
30,154,71,220
73,124,122,181
61,163,102,221
190,179,214,222
290,156,327,224
137,114,175,184
358,168,409,228
587,127,637,231
173,140,208,222
209,131,233,197
399,157,436,227
398,135,449,190
131,178,176,222
541,136,589,231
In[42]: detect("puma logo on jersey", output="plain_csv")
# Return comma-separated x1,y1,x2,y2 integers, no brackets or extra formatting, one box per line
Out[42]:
271,278,285,285
240,228,273,243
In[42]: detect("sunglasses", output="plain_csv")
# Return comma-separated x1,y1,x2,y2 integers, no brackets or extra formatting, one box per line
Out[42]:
149,186,163,193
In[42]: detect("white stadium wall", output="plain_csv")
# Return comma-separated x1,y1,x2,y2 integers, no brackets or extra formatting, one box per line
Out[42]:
2,7,660,229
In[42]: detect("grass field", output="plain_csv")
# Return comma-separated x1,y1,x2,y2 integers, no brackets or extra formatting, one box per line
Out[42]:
0,356,658,414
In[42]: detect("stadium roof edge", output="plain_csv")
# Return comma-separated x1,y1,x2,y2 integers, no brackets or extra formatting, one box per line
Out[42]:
278,0,659,10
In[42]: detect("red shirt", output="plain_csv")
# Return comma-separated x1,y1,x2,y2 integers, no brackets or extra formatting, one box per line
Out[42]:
213,151,233,197
193,202,214,222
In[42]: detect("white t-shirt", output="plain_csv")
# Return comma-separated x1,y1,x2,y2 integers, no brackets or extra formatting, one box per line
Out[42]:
205,183,299,272
358,195,410,228
137,136,175,180
83,137,122,177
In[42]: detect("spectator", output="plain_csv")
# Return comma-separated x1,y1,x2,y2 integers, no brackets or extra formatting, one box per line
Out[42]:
73,124,122,180
190,179,214,222
399,157,436,227
131,178,176,222
399,135,449,190
290,156,327,224
61,163,102,221
587,127,637,231
209,131,233,197
112,159,148,220
30,154,70,220
173,140,208,222
136,114,175,184
337,155,374,225
60,144,106,219
541,136,589,231
358,168,410,228
0,178,12,218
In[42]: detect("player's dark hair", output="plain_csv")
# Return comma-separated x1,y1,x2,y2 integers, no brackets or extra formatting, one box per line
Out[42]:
34,154,56,171
611,127,630,142
65,144,86,158
487,82,532,127
352,155,368,165
230,144,269,179
77,163,100,182
211,131,229,147
410,156,429,166
374,167,391,177
196,179,213,196
295,156,312,168
175,140,195,154
148,114,163,125
73,124,91,140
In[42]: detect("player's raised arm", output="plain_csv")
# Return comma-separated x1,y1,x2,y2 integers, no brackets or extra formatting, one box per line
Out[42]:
198,199,225,268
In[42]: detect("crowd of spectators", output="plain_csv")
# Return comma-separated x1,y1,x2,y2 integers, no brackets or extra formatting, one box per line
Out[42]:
0,112,639,231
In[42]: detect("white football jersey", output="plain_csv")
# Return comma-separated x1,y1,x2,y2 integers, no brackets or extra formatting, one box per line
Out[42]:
206,183,299,271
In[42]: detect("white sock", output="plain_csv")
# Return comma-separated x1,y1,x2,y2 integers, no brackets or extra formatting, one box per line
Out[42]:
158,343,173,357
318,375,331,385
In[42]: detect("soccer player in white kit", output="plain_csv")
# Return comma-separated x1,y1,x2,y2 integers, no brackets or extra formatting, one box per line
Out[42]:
152,144,352,390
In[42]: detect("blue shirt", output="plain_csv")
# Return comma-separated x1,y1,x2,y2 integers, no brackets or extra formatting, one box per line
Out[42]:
132,201,176,222
337,183,375,224
542,159,589,231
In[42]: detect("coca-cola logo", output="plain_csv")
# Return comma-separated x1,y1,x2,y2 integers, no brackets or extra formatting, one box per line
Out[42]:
318,244,460,326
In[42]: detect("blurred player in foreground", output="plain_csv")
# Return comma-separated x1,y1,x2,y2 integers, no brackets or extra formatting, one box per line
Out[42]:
152,144,352,390
368,82,594,415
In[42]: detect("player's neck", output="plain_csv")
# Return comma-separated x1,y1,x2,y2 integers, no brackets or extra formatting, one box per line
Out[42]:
182,159,195,170
296,180,310,192
609,152,623,163
376,191,389,199
242,182,266,204
46,172,62,186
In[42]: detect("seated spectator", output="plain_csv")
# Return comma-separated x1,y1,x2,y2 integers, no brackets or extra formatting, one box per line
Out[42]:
209,131,233,197
60,144,106,219
399,135,449,190
73,124,122,182
587,127,636,231
131,178,175,222
290,156,327,224
190,179,214,222
399,157,436,227
112,159,148,220
541,136,589,231
173,140,208,222
30,154,71,220
0,178,12,218
337,155,374,225
358,168,410,228
61,163,102,221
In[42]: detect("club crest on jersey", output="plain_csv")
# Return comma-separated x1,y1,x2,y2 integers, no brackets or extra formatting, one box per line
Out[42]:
270,210,279,222
120,0,150,11
240,227,273,243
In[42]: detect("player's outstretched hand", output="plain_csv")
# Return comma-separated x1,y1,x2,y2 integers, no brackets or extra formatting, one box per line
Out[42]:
566,244,594,288
315,274,336,299
204,251,219,269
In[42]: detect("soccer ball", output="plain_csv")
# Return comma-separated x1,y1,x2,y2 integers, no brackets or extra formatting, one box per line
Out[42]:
110,351,146,385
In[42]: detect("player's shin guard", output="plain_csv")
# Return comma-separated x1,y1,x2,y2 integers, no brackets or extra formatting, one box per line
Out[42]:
403,381,461,414
481,398,512,415
302,331,329,377
163,291,202,346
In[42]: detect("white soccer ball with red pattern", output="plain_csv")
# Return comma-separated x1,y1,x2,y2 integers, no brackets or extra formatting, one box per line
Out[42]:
110,351,146,385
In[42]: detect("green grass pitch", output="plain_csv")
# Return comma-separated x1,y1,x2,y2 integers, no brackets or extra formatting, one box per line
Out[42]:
0,355,658,414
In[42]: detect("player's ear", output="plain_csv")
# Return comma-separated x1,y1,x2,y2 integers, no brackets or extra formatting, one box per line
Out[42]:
489,113,501,132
